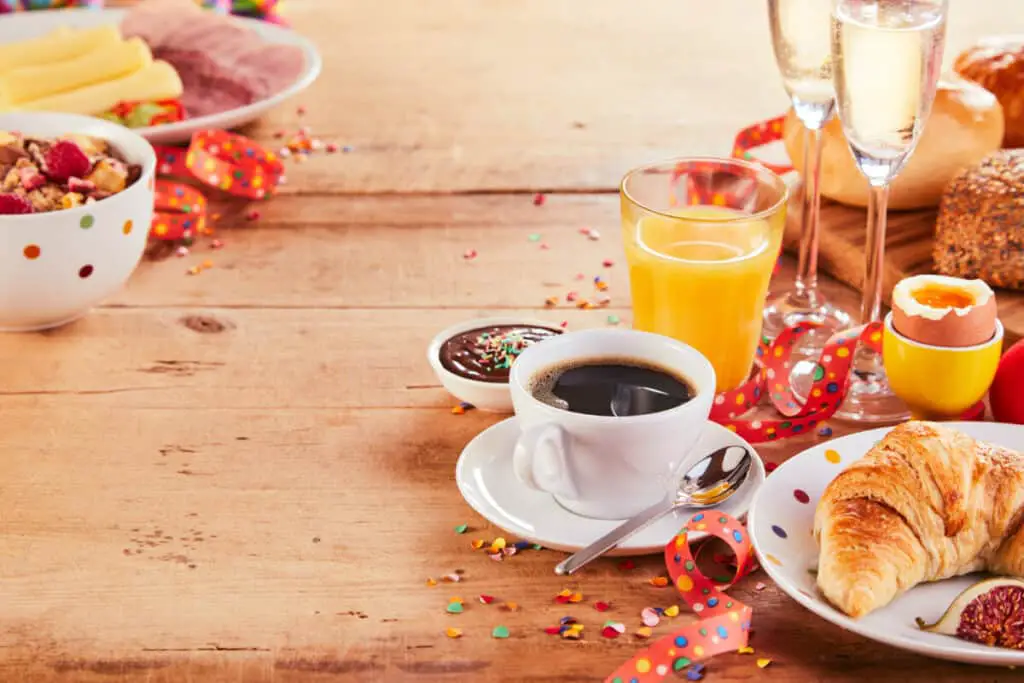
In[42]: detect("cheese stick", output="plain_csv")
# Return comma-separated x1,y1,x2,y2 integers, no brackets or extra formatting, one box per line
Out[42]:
0,38,153,106
7,60,183,116
0,25,122,75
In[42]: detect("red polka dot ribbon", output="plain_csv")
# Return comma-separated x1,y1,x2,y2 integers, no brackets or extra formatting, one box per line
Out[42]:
149,130,283,240
605,513,753,682
731,116,793,176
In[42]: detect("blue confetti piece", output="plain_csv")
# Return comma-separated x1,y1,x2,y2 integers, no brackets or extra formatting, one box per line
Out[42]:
819,426,833,437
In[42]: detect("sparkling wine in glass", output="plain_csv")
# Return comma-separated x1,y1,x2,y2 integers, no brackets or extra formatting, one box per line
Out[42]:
826,0,946,422
763,0,854,340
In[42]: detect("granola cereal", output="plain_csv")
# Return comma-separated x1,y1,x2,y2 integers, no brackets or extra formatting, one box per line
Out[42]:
0,132,142,215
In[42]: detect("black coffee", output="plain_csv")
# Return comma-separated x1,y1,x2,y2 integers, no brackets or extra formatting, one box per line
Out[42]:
529,358,695,417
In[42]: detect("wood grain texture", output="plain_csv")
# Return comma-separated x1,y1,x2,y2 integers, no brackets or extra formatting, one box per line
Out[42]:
781,196,1024,344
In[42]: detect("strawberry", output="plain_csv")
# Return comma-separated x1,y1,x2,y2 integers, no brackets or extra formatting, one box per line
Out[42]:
67,176,95,194
0,192,34,214
42,140,91,183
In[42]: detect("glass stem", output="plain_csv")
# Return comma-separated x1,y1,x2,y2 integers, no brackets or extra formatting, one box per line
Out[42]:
792,125,825,309
861,182,889,325
852,181,890,380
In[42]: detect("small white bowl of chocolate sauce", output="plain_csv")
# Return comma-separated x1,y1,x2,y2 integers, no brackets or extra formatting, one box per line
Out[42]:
428,317,563,412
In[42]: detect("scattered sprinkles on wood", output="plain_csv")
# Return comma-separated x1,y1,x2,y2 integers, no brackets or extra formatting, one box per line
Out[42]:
454,523,468,534
818,426,833,437
463,248,478,260
445,627,463,639
533,193,546,206
635,626,652,639
594,601,611,612
757,658,773,669
649,576,669,587
492,625,510,639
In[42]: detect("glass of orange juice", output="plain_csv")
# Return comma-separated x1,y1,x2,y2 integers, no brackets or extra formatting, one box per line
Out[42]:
621,158,788,393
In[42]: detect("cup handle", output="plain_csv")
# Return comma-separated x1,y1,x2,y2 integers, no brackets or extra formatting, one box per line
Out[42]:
512,423,579,500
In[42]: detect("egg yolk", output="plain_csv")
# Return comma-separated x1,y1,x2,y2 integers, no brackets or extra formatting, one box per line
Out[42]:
911,285,975,309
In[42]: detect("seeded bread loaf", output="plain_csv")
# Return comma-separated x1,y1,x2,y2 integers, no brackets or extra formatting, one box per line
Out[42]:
933,150,1024,290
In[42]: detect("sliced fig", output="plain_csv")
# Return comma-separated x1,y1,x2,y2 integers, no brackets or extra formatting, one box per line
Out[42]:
916,577,1024,650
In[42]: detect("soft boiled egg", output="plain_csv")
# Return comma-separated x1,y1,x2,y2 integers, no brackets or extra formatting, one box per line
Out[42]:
891,274,997,347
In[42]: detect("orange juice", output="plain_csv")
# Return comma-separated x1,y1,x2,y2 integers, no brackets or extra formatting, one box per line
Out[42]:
622,205,784,392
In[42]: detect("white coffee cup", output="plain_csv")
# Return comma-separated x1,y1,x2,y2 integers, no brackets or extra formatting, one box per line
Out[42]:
509,328,716,520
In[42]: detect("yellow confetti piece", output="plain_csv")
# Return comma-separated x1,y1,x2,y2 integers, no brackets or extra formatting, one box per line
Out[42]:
446,627,462,639
663,605,680,617
425,578,437,587
635,626,653,639
451,405,465,415
470,539,485,549
568,592,584,603
490,537,507,553
649,577,669,587
757,658,772,669
449,597,463,604
557,588,573,598
502,601,519,611
738,646,755,655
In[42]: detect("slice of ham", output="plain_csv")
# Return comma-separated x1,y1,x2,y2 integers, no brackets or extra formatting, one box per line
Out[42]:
122,0,306,116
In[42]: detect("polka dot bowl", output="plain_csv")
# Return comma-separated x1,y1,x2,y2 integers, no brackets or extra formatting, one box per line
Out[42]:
0,112,155,331
747,421,1024,666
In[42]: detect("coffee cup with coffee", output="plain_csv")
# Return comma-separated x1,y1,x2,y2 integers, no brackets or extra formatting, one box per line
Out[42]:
509,328,716,520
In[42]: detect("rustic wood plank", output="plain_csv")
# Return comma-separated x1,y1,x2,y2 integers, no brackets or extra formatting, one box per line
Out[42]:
115,195,628,309
249,0,1020,194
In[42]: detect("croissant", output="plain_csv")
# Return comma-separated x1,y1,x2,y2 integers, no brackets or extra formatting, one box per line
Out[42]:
813,421,1024,618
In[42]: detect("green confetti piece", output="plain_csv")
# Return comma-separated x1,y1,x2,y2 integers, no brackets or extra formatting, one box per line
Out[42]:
528,233,542,242
531,544,543,550
446,602,464,614
607,314,620,325
492,625,510,639
673,658,691,672
454,523,468,534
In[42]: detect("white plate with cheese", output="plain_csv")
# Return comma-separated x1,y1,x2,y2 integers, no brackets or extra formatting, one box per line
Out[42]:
0,9,321,145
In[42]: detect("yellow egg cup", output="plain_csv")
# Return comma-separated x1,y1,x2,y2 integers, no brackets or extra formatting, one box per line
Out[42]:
883,312,1003,420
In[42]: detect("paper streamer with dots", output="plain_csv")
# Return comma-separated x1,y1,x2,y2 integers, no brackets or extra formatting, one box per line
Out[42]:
149,130,283,240
605,513,753,682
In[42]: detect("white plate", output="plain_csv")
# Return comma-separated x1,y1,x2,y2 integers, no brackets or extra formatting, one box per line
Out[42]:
0,9,321,145
748,422,1024,667
456,418,766,556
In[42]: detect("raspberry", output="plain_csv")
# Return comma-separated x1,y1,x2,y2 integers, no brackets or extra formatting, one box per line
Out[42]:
42,140,91,183
0,192,34,214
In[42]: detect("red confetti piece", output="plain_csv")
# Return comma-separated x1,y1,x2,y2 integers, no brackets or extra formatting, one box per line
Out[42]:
544,626,561,635
463,249,478,260
618,560,636,571
559,321,569,328
594,601,611,612
649,577,669,587
533,193,545,206
479,594,495,604
601,626,621,639
766,462,779,473
565,291,578,302
246,210,260,221
602,259,614,267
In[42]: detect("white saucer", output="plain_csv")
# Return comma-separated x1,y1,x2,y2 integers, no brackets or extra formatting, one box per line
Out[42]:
455,418,765,556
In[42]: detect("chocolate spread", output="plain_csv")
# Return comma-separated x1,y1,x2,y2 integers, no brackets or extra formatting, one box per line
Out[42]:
439,324,561,383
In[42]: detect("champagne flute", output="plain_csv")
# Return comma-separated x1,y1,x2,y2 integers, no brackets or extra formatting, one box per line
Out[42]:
763,0,854,340
826,0,947,422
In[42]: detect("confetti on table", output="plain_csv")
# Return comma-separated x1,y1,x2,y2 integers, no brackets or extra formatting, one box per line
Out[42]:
607,314,620,325
446,602,464,614
757,658,772,669
479,594,495,604
566,291,579,302
463,249,478,260
454,524,468,534
686,664,706,681
441,573,462,583
528,233,542,242
766,462,779,474
446,627,462,639
618,560,636,571
562,624,584,640
501,601,519,612
601,621,626,638
470,539,485,550
755,582,767,592
594,601,611,612
425,578,437,587
663,605,680,618
819,426,833,437
544,625,561,635
635,626,653,639
492,625,510,639
533,193,545,206
649,576,669,587
738,646,755,655
640,607,660,627
602,259,614,267
545,296,559,307
489,538,507,553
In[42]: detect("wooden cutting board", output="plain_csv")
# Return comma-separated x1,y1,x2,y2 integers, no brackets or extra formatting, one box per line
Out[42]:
780,193,1024,345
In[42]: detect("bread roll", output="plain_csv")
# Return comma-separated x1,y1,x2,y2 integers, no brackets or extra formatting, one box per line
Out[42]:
933,150,1024,290
784,75,1004,210
954,36,1024,149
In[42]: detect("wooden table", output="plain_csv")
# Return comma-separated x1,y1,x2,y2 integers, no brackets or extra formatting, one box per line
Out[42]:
2,1,1021,681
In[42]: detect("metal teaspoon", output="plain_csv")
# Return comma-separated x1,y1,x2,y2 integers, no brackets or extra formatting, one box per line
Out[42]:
554,445,752,576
